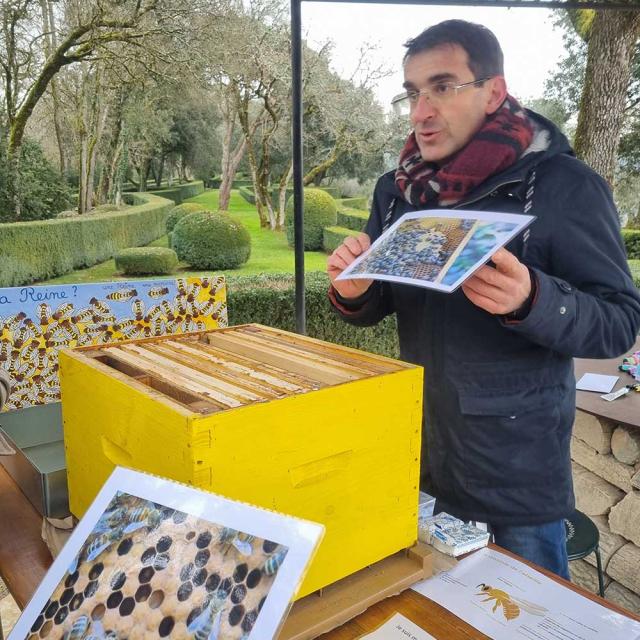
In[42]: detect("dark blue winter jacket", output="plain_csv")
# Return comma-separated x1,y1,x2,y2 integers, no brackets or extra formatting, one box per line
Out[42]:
332,111,640,526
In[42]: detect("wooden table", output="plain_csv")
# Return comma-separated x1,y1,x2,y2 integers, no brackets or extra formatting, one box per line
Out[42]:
1,465,639,639
574,336,640,429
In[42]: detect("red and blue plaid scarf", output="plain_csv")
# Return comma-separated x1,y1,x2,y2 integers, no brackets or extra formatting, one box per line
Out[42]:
395,95,534,207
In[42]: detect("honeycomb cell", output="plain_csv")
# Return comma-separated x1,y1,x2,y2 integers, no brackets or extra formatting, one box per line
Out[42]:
53,606,68,625
246,569,262,589
228,604,245,626
231,584,247,604
88,563,104,580
141,547,156,566
192,568,208,587
117,538,133,556
148,590,165,609
158,616,175,637
233,563,248,583
44,601,58,619
154,552,170,570
259,596,266,611
91,604,106,620
39,620,53,638
177,582,193,602
59,589,74,606
30,615,44,633
205,573,221,593
84,580,99,598
119,597,136,616
220,577,233,596
186,531,196,541
263,540,278,554
135,584,152,603
64,571,79,588
180,562,195,582
241,609,258,633
194,549,210,568
196,531,212,549
107,591,123,609
69,593,84,611
160,508,174,521
156,536,172,553
110,570,127,590
138,567,155,584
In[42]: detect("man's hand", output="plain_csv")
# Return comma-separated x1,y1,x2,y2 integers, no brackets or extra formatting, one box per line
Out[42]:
327,233,373,299
461,248,531,315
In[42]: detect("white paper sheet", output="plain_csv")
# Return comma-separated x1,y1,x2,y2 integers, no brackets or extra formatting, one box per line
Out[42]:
576,373,619,393
360,612,437,640
413,548,640,640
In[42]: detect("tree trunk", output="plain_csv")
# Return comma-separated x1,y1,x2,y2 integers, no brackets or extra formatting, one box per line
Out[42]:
304,141,342,186
574,10,640,184
276,161,293,230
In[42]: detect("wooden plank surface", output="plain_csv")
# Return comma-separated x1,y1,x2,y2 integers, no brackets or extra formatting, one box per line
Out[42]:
574,336,640,429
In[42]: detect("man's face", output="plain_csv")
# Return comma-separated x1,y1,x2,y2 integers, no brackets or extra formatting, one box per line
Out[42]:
403,44,502,164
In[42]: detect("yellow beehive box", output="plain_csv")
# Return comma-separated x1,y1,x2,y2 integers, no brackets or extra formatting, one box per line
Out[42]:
59,324,423,598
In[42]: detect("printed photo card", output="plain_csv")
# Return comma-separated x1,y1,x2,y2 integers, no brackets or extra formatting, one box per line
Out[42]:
338,209,535,293
9,467,324,640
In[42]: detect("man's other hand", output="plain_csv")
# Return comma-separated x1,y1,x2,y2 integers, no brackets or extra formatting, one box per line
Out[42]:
461,248,532,315
327,233,373,299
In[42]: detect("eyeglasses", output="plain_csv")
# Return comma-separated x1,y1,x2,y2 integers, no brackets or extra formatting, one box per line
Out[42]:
391,77,493,116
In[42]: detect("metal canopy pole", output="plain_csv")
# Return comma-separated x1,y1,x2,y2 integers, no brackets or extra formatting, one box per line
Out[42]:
290,0,636,335
291,0,305,334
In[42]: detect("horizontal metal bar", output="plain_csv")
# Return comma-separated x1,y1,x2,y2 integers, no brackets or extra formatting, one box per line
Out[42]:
299,0,637,8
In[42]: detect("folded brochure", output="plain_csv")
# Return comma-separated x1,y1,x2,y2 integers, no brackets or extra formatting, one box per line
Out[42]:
337,208,535,293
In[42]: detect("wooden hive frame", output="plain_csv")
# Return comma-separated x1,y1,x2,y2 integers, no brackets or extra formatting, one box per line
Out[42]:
60,324,424,598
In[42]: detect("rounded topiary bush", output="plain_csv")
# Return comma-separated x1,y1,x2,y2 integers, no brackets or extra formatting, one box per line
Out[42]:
285,188,337,250
166,202,207,233
115,247,178,275
172,211,251,269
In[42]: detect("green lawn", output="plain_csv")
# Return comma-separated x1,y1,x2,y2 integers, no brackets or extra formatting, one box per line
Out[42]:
41,190,329,284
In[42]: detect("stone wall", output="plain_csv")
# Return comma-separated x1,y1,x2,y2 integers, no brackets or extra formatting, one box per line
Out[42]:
571,410,640,614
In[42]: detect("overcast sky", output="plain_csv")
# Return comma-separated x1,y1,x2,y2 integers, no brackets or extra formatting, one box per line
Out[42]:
302,3,567,110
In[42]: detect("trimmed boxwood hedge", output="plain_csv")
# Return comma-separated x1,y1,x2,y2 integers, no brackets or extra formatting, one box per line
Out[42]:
0,193,173,287
623,229,640,260
339,196,368,211
172,211,251,269
115,247,178,275
629,260,640,288
166,203,207,232
147,180,205,204
226,272,399,358
285,188,337,250
337,208,368,232
323,226,361,253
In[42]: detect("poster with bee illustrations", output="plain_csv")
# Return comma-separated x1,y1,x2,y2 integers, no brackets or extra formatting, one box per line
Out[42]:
413,548,640,640
9,467,324,640
0,277,227,411
337,209,534,293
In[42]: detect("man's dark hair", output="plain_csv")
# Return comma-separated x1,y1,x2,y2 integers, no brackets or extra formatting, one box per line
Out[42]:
403,20,504,79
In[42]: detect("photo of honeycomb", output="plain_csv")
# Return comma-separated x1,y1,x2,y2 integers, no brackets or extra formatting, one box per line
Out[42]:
24,492,288,639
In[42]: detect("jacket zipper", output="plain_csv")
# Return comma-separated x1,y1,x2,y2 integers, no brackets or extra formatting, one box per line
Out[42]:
452,179,523,210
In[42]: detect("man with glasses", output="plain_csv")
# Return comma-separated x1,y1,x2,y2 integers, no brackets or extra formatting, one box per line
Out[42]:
328,20,640,578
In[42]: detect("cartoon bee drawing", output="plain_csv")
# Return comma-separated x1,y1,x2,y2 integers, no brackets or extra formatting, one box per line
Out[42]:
106,288,138,302
90,297,113,316
475,583,548,621
72,306,95,324
176,278,188,296
52,302,74,322
148,286,170,299
151,318,165,337
131,299,145,321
